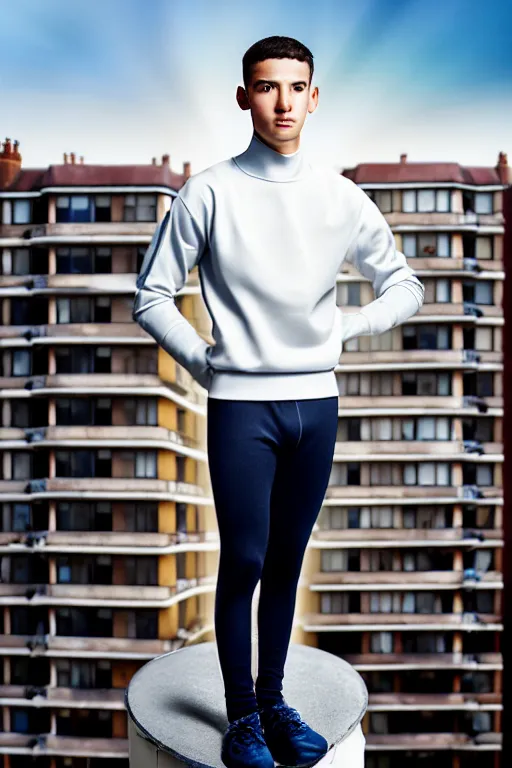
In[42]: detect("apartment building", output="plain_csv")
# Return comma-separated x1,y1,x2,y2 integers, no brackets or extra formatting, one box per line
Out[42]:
294,151,509,768
0,135,509,767
0,139,222,767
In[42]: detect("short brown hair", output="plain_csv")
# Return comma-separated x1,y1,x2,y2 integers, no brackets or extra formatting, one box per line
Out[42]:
242,35,314,90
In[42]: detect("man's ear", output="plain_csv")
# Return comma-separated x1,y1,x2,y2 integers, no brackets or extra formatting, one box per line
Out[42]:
236,85,251,111
308,86,319,115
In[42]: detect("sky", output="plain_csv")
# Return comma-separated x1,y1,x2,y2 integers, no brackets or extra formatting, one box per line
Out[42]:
1,0,511,175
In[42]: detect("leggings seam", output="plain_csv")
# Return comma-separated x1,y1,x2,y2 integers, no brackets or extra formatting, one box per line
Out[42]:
294,400,303,447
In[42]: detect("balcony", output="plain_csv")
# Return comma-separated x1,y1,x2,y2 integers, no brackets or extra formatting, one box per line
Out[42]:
0,684,125,709
367,691,501,713
0,576,217,607
324,484,502,503
333,440,502,458
302,612,502,631
0,322,148,340
343,652,502,671
0,731,128,758
0,221,157,240
310,571,502,589
337,348,503,367
334,395,503,414
312,528,502,544
0,530,219,554
0,633,177,659
0,477,210,501
364,731,501,751
0,425,202,453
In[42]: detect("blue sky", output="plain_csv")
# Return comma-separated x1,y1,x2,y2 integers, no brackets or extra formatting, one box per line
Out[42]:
1,0,511,174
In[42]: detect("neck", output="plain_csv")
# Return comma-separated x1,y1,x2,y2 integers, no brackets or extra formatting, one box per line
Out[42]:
232,130,309,183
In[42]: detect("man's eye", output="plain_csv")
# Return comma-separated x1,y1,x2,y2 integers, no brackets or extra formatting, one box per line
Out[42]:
261,85,304,92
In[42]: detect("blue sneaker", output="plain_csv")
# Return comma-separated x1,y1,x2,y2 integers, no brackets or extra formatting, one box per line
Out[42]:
258,700,329,767
221,710,275,768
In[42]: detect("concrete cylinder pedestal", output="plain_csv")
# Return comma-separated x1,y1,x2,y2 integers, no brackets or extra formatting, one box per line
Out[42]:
125,641,367,768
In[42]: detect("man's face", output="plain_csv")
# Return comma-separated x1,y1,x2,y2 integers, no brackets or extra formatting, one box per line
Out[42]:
237,58,318,154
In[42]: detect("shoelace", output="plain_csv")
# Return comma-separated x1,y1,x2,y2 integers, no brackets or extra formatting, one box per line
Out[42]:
263,706,307,735
230,719,266,746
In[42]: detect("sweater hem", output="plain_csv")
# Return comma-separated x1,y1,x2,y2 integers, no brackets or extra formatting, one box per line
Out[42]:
207,369,338,401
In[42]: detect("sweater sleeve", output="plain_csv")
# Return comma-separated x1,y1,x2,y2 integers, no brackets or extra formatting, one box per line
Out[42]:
132,195,212,389
341,191,425,342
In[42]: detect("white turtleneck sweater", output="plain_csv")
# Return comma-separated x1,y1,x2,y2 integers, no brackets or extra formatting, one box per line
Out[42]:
132,132,424,400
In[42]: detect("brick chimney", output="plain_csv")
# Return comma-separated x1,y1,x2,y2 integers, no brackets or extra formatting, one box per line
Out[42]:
497,151,510,185
63,152,68,164
400,153,407,164
70,152,76,165
183,161,191,179
0,137,22,189
161,154,170,167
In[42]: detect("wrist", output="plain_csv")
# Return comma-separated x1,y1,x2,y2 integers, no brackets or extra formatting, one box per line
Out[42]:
342,311,372,342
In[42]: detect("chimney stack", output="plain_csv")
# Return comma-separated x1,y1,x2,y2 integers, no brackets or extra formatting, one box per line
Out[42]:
161,154,170,167
152,157,157,165
63,152,68,164
0,137,23,189
400,153,407,164
70,152,76,165
497,151,509,185
183,161,191,179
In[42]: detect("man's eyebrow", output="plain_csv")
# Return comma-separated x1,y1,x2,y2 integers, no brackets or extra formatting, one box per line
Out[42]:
252,79,308,87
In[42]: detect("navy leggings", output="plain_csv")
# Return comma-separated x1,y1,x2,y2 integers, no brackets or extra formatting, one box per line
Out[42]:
207,396,338,722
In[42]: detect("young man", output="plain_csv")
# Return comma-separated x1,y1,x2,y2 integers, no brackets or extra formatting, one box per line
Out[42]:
133,35,424,768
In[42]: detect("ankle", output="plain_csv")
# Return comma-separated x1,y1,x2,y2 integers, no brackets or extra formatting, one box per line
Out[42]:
255,692,285,711
227,705,260,724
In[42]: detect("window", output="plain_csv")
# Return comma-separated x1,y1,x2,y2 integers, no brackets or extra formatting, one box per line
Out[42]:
124,194,157,222
402,189,450,213
474,192,493,214
12,504,31,531
403,324,451,351
370,631,393,653
13,200,31,224
370,190,392,213
135,451,157,478
403,462,451,486
475,282,493,304
56,297,111,324
320,592,356,613
337,281,361,306
12,349,32,376
475,327,493,351
56,246,112,274
321,550,349,571
402,371,451,396
12,452,31,480
402,233,450,258
12,248,31,274
56,195,91,223
125,397,158,426
475,236,493,260
423,278,451,303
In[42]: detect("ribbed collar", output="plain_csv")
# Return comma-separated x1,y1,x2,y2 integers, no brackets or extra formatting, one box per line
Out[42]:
232,131,310,182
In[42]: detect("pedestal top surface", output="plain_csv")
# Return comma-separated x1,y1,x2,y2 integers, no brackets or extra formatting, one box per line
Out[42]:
125,642,368,768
